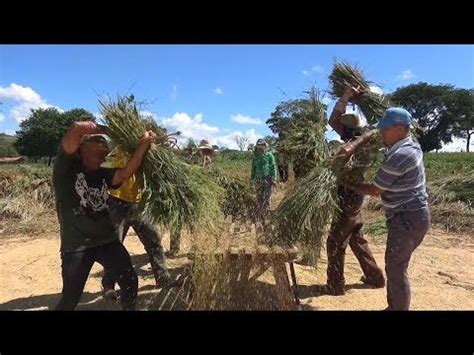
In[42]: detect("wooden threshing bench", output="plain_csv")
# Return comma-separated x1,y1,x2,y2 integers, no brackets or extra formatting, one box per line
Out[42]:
186,245,300,310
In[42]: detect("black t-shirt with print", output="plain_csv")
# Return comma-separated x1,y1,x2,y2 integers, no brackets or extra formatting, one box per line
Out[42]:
52,147,120,253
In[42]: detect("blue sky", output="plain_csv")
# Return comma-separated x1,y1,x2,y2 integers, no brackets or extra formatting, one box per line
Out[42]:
1,45,473,150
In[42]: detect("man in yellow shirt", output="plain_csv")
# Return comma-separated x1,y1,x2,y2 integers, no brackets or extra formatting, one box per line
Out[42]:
102,148,180,299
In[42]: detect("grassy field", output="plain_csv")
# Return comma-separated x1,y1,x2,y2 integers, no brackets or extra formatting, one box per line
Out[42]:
0,134,18,157
1,151,473,237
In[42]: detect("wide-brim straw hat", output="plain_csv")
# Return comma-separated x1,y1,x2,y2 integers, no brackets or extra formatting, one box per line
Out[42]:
198,139,213,150
341,113,363,129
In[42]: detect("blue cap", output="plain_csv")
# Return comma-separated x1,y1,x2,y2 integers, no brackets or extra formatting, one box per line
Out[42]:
377,107,412,129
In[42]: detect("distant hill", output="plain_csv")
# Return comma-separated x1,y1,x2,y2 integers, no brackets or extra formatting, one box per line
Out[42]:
0,133,19,157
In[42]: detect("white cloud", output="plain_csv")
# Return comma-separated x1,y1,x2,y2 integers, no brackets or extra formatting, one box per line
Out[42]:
170,84,178,101
397,69,415,81
311,65,324,73
214,128,261,150
5,129,15,136
369,85,384,95
0,83,62,123
0,83,43,103
0,113,5,122
161,112,219,142
439,137,472,152
214,87,223,95
139,110,157,119
303,65,324,76
322,97,333,105
94,112,104,120
158,111,263,150
231,114,263,125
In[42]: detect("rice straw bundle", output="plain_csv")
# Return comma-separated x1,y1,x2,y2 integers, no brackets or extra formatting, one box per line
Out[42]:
270,131,382,264
207,166,258,220
99,95,224,232
329,60,390,124
276,87,330,179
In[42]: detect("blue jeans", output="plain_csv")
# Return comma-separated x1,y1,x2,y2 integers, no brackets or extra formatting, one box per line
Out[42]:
385,207,430,310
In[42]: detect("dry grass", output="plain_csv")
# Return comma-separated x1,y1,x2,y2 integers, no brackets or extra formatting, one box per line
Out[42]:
0,166,57,235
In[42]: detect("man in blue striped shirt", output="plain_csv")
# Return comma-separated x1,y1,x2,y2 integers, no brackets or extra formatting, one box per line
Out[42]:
349,107,430,310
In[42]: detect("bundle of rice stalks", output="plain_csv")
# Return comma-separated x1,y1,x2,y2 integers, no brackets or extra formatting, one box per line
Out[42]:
190,253,233,310
276,87,330,179
329,60,390,124
271,166,340,253
270,131,382,265
334,131,384,185
277,117,330,179
99,95,224,233
179,139,201,165
207,166,258,220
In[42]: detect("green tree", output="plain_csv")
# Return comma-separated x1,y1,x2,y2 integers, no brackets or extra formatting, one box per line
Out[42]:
266,87,327,138
264,135,277,150
14,107,95,166
448,88,474,152
390,83,458,152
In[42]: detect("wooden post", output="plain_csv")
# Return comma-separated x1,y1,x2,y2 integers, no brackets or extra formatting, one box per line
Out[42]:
271,246,298,310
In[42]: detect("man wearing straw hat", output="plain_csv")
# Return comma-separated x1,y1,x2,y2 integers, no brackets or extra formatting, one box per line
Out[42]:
198,139,214,168
348,107,430,310
326,86,385,296
52,121,156,310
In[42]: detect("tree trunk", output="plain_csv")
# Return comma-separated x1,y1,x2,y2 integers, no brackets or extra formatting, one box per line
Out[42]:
48,156,52,166
467,132,471,153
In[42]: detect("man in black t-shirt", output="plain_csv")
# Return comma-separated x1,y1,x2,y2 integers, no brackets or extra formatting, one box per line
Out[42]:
53,121,156,310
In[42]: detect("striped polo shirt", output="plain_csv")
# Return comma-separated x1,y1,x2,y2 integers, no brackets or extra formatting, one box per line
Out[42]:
374,137,428,219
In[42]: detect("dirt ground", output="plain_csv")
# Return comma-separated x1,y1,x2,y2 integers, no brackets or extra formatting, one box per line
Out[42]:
1,225,473,311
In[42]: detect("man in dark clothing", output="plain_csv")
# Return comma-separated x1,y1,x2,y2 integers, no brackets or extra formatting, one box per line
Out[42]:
53,121,156,310
325,86,385,296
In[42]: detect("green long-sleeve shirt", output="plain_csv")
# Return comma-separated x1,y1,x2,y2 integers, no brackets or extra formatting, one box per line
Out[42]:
251,151,277,181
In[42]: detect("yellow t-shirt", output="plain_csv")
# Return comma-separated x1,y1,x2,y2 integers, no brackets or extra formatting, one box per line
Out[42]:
105,148,142,203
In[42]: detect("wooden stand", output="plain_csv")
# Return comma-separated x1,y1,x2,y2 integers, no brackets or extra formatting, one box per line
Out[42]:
187,245,300,310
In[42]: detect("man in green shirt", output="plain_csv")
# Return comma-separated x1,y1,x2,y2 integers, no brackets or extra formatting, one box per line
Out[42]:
52,121,156,310
251,138,277,219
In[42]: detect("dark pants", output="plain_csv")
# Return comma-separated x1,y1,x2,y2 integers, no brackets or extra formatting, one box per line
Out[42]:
278,164,288,183
385,207,430,310
170,227,182,254
102,197,168,289
55,241,138,310
327,186,384,293
256,176,274,219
